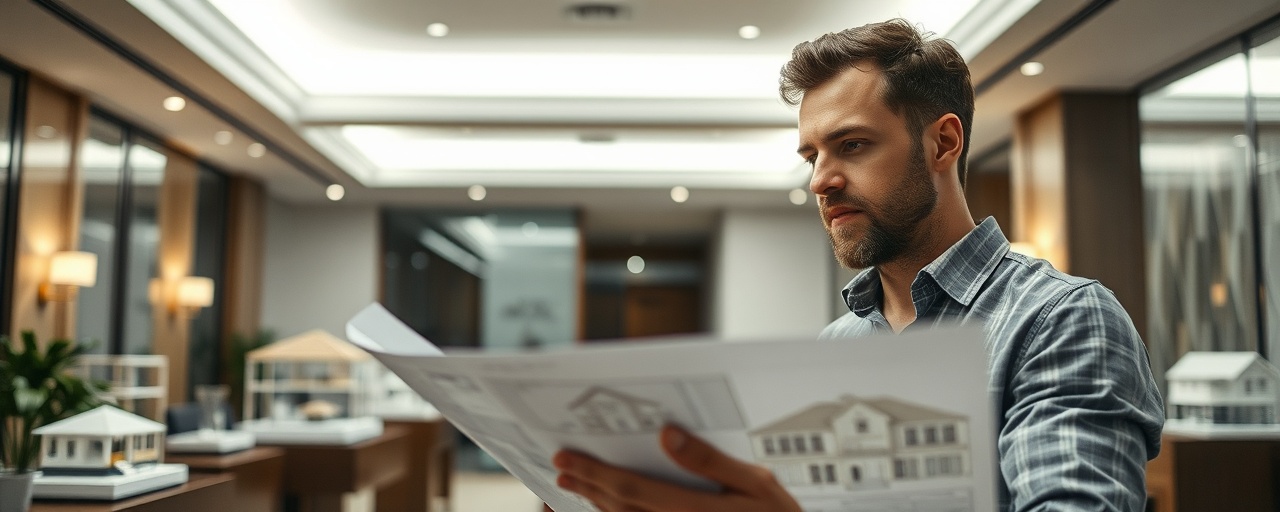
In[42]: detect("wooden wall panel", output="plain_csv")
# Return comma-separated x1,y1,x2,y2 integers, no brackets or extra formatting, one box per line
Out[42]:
9,76,85,345
153,150,198,405
1012,96,1070,271
221,176,265,381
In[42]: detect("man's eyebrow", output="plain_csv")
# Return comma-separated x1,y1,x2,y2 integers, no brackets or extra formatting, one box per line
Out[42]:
796,124,874,155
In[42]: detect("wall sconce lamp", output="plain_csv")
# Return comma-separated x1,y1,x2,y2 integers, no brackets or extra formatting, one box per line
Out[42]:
39,251,97,304
176,276,215,314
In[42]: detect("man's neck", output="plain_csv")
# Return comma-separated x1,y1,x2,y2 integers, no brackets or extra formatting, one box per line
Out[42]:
877,212,977,333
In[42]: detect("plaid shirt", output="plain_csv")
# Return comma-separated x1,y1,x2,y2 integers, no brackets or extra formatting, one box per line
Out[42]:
820,217,1164,512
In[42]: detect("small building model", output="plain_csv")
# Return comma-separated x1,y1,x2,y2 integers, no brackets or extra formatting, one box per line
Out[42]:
1166,351,1280,425
568,386,665,434
244,329,378,422
749,395,970,491
73,354,168,422
33,406,166,476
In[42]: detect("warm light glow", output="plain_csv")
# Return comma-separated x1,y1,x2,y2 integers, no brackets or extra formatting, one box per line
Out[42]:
1210,282,1228,307
789,188,807,205
178,277,215,308
1008,242,1040,259
326,184,345,201
214,130,233,145
163,96,187,112
670,186,689,203
738,25,760,40
1019,62,1044,77
627,256,645,274
426,23,449,37
247,143,266,158
467,185,487,201
49,251,97,287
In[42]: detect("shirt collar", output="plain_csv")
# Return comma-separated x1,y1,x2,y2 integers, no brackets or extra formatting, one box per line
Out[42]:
840,217,1009,314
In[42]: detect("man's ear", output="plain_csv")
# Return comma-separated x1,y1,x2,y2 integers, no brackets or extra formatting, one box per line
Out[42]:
928,114,964,175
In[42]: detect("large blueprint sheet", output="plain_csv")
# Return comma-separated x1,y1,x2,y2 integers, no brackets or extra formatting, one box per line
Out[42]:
347,303,995,512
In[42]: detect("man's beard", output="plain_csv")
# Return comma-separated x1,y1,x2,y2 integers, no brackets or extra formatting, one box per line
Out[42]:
822,144,938,269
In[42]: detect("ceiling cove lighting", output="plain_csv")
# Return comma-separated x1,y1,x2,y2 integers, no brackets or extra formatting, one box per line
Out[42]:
789,188,808,205
163,96,186,112
1019,61,1044,77
325,184,345,201
467,185,487,201
627,256,645,274
214,130,233,145
426,23,449,37
670,186,689,203
738,25,760,40
247,143,266,158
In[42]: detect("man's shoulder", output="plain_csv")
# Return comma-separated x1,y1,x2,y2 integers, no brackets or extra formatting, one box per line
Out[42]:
987,252,1114,309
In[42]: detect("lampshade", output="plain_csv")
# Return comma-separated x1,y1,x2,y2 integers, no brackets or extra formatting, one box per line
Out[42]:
177,277,215,308
49,251,97,287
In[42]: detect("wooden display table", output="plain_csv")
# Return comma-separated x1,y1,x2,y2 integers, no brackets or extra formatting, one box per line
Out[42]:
31,472,234,512
376,418,456,512
267,424,410,512
1146,434,1280,512
167,446,285,512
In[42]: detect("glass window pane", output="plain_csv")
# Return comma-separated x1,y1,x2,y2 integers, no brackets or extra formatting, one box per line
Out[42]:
120,137,165,354
0,70,12,332
76,116,125,353
187,166,227,398
1140,50,1258,394
1252,26,1280,362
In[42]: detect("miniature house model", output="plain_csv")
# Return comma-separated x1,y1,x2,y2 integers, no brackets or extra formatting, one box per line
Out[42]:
74,354,168,422
1166,351,1280,426
568,386,665,434
34,406,166,475
240,330,383,444
749,395,970,491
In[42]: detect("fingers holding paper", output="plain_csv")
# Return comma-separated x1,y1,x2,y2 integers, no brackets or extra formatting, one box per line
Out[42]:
552,425,803,512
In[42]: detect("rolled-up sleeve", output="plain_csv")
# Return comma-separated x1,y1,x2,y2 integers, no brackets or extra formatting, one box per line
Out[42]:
999,283,1165,511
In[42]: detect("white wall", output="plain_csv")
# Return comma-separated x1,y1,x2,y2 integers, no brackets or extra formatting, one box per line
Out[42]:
713,209,834,340
261,200,378,339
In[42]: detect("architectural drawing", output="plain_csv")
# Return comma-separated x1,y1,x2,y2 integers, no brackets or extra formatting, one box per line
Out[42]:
750,395,970,491
488,376,745,435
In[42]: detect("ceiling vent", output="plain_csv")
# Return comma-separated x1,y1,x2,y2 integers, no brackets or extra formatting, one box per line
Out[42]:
565,2,631,23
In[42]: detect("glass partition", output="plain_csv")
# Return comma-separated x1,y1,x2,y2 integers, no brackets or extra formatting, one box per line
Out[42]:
0,69,14,333
120,137,165,354
1140,48,1257,392
187,166,228,397
1252,25,1280,361
76,116,126,352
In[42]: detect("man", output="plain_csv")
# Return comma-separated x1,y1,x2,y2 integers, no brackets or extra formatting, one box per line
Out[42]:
553,19,1164,511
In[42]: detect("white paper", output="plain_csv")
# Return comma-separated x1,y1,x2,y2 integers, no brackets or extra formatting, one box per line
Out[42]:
347,303,996,512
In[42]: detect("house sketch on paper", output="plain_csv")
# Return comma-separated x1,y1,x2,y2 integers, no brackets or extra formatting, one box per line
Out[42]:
567,386,665,434
1166,351,1280,425
750,395,970,491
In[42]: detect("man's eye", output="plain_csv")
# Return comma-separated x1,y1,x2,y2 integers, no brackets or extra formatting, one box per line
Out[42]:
841,141,863,152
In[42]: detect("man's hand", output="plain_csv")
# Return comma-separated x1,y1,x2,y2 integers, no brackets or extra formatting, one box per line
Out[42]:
551,425,802,512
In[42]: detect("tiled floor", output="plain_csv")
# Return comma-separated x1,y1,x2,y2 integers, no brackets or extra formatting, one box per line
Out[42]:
449,471,546,512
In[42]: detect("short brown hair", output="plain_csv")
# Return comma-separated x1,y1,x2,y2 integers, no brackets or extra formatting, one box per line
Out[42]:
780,19,974,186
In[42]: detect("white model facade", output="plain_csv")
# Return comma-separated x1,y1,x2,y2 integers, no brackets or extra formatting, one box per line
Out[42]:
750,395,970,490
33,406,166,475
244,329,378,421
1166,351,1280,425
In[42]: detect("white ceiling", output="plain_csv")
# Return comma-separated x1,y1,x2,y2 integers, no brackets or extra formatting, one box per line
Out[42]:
1,0,1278,241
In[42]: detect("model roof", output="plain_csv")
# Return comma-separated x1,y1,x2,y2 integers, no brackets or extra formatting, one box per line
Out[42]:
247,329,372,362
568,386,659,409
33,405,164,436
1165,351,1278,381
751,395,965,435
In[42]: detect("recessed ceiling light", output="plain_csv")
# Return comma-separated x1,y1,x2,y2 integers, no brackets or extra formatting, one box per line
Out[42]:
247,143,266,158
738,25,761,40
670,186,689,203
627,255,645,274
326,184,345,201
214,131,233,145
1233,134,1249,147
467,184,487,201
35,125,56,139
1020,61,1044,76
789,188,807,205
163,96,186,112
426,23,449,37
522,222,539,237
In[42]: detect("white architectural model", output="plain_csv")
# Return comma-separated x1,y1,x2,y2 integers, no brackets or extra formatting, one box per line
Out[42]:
74,354,168,422
568,386,664,434
750,395,970,491
1165,351,1280,436
31,406,189,500
240,330,383,444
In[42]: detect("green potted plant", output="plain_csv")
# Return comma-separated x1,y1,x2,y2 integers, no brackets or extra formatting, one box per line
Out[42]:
0,331,104,512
